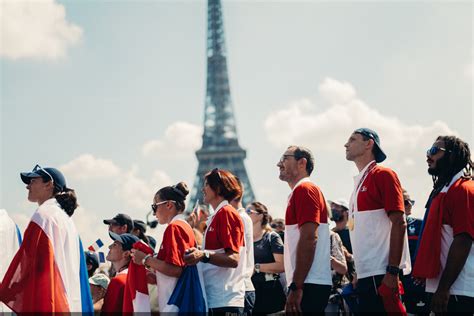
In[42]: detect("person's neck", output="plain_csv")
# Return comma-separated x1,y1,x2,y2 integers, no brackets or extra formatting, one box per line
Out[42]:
288,174,308,190
210,197,226,211
165,210,180,224
112,259,129,273
37,195,52,206
253,224,264,240
354,155,376,172
335,220,347,230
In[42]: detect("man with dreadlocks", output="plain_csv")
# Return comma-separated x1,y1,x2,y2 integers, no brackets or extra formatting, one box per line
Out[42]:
413,135,474,314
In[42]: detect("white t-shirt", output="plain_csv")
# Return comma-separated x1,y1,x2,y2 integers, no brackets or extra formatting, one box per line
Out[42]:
238,207,255,292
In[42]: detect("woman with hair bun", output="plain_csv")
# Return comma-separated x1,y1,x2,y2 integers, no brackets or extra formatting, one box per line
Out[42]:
131,182,197,313
0,164,92,313
184,168,246,314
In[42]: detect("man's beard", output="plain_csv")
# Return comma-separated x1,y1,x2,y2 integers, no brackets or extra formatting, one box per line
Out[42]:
428,154,450,176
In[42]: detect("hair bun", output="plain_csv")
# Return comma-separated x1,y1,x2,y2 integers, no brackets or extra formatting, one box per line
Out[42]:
173,182,189,199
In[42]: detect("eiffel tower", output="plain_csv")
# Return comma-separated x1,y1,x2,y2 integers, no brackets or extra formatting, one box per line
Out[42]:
188,0,255,210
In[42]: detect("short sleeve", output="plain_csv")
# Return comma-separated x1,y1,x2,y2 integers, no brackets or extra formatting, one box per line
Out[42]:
449,180,474,238
157,224,187,267
217,209,244,253
269,232,284,254
377,169,404,213
292,184,323,227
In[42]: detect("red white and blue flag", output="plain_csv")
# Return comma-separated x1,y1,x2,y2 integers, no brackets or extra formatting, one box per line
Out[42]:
123,241,153,313
88,238,104,252
0,199,93,313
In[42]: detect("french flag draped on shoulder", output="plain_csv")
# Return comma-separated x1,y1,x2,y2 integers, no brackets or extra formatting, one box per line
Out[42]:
123,241,153,313
0,199,93,313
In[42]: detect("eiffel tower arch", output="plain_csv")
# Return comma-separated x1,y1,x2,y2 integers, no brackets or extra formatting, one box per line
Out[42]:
188,0,255,210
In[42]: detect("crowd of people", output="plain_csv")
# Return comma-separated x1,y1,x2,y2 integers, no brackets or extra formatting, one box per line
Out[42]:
0,128,473,315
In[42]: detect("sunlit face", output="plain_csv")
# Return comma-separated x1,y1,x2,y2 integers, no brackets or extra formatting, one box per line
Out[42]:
153,197,175,225
344,133,370,161
427,140,447,176
106,241,124,263
26,177,52,203
277,148,299,182
246,204,261,225
202,180,217,204
108,223,127,234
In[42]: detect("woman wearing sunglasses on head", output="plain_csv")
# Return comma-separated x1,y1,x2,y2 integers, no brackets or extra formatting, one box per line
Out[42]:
247,202,286,314
184,168,246,314
131,182,198,313
0,165,92,313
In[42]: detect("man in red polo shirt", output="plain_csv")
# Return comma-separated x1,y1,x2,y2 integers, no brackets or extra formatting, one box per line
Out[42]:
277,145,332,313
413,135,474,313
344,128,411,313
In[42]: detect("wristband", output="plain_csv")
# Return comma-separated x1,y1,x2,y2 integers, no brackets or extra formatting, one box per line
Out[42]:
142,254,152,267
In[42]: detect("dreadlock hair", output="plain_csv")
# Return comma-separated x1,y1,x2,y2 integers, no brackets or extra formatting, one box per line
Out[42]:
432,135,473,192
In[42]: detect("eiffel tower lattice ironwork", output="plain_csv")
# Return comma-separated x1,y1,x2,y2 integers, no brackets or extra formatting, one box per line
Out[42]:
188,0,255,210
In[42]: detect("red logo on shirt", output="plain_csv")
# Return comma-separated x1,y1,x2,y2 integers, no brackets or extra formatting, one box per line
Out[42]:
360,186,367,192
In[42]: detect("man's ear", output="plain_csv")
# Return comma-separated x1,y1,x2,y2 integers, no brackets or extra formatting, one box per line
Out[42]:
366,139,375,151
122,249,131,259
298,157,308,171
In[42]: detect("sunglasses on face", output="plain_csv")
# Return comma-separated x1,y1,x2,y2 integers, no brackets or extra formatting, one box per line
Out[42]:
426,146,451,156
404,199,415,207
32,164,54,182
151,200,175,213
245,208,259,215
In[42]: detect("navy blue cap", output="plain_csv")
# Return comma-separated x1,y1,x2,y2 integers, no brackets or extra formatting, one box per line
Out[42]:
21,165,67,192
108,232,139,251
354,128,387,163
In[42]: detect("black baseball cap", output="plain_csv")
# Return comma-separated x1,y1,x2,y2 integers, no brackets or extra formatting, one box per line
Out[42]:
133,220,146,233
108,232,139,251
354,128,387,163
103,213,134,232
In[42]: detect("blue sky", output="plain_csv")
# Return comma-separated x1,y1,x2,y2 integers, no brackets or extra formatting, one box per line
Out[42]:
1,0,472,246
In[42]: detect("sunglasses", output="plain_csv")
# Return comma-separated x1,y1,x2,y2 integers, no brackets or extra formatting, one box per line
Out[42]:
245,208,259,215
404,199,415,207
426,146,451,156
151,200,175,213
32,164,54,182
279,154,296,164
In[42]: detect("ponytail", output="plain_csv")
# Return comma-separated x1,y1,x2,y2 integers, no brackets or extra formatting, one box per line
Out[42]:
54,188,78,217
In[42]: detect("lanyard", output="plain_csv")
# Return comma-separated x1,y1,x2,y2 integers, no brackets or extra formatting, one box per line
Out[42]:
349,161,377,227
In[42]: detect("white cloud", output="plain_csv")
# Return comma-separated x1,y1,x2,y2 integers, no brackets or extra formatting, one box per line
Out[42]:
10,212,31,233
318,78,357,104
264,77,457,218
142,121,202,157
60,154,120,180
114,166,156,210
265,77,455,153
0,0,82,60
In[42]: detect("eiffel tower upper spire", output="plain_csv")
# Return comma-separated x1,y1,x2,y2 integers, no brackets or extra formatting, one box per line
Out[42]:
203,0,238,148
188,0,255,209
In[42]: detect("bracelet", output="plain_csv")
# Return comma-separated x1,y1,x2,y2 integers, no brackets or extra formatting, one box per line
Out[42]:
142,254,152,267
